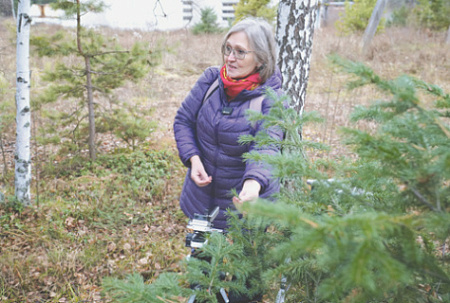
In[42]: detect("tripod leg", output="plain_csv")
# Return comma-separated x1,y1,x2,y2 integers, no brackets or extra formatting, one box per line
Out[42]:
219,288,230,303
187,294,196,303
275,276,288,303
275,289,285,303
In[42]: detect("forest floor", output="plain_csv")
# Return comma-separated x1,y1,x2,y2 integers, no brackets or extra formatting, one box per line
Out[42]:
0,19,449,302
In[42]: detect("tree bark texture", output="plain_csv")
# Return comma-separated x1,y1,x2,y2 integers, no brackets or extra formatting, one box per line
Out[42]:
276,0,318,115
85,56,96,161
362,0,386,54
76,0,96,160
15,0,32,205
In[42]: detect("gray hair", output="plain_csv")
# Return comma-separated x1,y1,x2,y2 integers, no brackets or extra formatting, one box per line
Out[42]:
222,18,277,83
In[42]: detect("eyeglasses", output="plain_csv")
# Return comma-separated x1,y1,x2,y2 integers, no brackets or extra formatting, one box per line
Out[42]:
222,45,254,60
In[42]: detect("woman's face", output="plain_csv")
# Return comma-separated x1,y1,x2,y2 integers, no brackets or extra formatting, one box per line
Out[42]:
224,31,260,79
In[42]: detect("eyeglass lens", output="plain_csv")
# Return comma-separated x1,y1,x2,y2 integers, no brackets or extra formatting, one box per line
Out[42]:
224,45,247,60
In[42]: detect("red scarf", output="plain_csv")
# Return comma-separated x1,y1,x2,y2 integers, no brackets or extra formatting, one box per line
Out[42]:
220,65,261,100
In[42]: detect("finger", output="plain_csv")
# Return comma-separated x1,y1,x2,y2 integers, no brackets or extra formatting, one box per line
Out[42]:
239,193,257,203
193,175,212,187
197,180,211,187
232,197,243,210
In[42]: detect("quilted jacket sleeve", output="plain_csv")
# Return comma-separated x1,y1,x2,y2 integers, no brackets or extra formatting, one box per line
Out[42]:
173,67,219,167
242,92,284,195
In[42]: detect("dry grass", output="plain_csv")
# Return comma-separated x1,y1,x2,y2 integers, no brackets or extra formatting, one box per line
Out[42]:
0,17,449,302
305,26,449,159
1,21,449,167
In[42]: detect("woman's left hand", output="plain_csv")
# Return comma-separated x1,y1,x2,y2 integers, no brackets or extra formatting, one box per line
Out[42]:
232,179,261,209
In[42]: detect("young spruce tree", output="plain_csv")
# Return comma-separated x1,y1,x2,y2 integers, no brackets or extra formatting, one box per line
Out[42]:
31,0,158,160
241,56,450,302
102,58,449,302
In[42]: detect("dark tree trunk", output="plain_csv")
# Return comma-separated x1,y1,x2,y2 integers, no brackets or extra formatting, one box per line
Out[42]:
76,0,96,160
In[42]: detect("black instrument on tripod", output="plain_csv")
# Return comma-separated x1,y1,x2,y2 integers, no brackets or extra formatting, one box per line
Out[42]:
185,206,224,249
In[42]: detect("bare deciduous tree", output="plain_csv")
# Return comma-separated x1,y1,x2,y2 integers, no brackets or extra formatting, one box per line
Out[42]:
362,0,387,54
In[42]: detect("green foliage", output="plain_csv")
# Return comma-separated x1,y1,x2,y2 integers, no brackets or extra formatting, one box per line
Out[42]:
233,0,277,25
184,231,250,302
103,272,185,303
413,0,450,30
29,0,161,159
240,57,449,302
192,7,223,35
97,99,158,151
102,213,283,303
32,0,56,5
136,59,448,302
336,0,386,34
0,140,187,301
0,195,25,231
50,0,106,16
387,5,412,27
93,149,176,202
39,147,177,203
31,25,159,156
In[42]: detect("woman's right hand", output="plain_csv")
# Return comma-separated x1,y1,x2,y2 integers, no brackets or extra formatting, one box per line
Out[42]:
190,155,212,187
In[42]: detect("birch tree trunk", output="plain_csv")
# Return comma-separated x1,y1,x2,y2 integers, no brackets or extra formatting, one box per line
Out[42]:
15,0,32,205
362,0,386,54
276,0,318,115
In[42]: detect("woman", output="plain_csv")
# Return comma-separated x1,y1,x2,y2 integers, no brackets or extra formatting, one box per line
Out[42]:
173,18,284,230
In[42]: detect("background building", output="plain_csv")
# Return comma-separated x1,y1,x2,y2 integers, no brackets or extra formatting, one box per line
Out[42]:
29,0,240,31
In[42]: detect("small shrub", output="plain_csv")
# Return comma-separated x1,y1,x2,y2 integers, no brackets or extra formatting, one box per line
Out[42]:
336,0,386,34
387,5,412,27
413,0,450,30
0,196,24,230
233,0,277,25
97,99,158,151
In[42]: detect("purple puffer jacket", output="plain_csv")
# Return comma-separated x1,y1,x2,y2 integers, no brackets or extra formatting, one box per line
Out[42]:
173,66,284,230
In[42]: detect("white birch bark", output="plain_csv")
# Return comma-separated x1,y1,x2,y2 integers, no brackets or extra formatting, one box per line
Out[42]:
277,0,319,115
15,0,32,205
